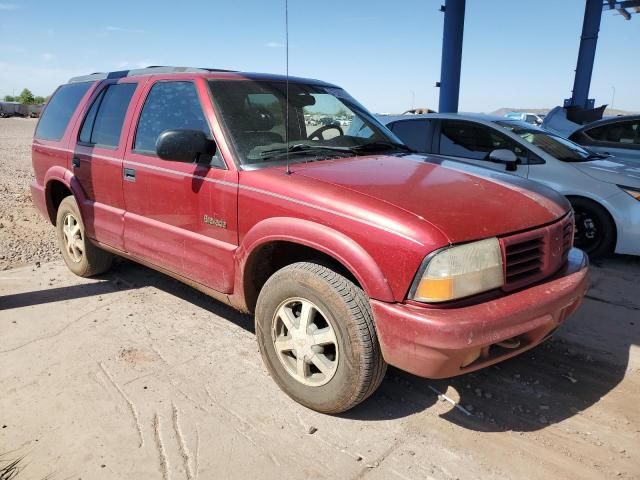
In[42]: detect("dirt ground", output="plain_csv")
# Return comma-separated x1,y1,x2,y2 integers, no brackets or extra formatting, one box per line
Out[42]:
1,118,639,479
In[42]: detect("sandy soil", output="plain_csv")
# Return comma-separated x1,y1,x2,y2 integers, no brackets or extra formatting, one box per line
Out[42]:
0,118,639,479
0,118,57,270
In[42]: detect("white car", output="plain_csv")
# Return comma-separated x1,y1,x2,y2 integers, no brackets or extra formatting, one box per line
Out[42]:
378,113,640,258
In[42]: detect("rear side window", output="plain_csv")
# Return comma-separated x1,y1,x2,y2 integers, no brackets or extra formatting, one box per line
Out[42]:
390,120,430,153
78,83,137,147
35,82,92,141
585,121,640,145
134,81,210,153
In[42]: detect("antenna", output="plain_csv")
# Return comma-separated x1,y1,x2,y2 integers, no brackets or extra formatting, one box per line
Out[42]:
284,0,291,175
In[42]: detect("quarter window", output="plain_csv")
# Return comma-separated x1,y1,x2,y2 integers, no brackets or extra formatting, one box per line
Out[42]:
78,83,137,147
134,81,211,153
35,82,92,141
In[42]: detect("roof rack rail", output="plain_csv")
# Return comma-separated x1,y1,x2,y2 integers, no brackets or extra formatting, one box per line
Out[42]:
68,65,237,83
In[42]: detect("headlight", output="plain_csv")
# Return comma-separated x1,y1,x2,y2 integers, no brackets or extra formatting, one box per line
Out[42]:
618,184,640,201
411,237,504,303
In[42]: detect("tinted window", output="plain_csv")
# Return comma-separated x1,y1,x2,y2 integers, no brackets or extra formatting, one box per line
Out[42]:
35,82,92,141
89,83,136,147
79,89,105,144
391,120,429,152
586,120,640,145
135,81,210,153
439,120,527,162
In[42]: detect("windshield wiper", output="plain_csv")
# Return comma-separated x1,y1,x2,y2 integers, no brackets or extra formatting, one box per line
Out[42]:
350,141,413,153
257,143,357,160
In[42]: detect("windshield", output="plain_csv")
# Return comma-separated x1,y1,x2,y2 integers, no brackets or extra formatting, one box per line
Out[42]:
497,121,599,162
208,80,406,166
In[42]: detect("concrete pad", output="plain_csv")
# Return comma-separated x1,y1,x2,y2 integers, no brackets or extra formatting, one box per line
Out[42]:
1,258,639,479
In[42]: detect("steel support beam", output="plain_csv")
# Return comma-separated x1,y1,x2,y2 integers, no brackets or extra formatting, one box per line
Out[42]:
438,0,466,113
567,0,603,109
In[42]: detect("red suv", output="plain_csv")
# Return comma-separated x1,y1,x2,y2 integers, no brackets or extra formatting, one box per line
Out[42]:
31,67,589,413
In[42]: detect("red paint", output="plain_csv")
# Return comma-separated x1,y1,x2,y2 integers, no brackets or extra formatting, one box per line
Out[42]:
31,70,589,379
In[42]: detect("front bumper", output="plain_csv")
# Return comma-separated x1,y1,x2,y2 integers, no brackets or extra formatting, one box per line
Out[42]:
371,248,589,378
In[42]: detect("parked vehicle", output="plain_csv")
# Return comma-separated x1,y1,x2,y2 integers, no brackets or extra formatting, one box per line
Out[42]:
0,101,28,118
378,113,640,258
504,111,545,126
565,115,640,163
32,67,588,413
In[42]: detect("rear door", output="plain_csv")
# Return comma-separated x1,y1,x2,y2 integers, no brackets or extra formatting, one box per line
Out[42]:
577,120,640,162
70,78,142,250
122,77,238,293
433,119,530,178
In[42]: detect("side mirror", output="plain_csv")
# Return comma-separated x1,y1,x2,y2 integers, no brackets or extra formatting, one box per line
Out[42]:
489,149,518,171
156,129,216,163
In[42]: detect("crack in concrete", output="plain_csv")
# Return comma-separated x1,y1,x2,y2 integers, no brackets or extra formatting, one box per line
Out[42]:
98,361,144,448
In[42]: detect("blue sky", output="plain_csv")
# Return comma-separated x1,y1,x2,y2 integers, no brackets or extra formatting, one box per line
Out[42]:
0,0,638,113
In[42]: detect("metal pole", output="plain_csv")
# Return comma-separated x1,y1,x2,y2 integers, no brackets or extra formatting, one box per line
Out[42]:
438,0,466,113
569,0,602,109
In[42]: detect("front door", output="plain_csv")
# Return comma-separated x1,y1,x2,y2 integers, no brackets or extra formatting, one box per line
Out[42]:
122,78,238,293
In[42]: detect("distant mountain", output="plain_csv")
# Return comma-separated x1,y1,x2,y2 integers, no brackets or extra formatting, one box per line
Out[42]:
492,107,639,117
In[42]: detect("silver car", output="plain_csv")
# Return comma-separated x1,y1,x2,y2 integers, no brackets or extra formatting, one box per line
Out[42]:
377,113,640,258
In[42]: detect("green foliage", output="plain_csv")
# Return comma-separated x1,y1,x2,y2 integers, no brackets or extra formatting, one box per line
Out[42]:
34,96,46,104
18,88,35,105
3,95,15,102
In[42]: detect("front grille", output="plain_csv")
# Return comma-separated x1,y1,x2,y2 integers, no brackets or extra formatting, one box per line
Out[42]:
501,213,573,291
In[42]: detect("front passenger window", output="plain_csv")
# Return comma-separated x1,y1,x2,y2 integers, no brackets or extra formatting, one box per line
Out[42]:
134,81,211,153
439,121,528,162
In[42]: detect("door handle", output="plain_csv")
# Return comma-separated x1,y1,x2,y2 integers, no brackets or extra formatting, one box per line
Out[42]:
124,168,136,181
72,157,80,168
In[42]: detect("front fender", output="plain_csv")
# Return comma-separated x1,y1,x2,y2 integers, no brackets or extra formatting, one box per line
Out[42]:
236,217,395,302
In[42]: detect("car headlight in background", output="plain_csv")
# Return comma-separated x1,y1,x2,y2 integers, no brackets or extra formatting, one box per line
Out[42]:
411,238,504,303
618,184,640,201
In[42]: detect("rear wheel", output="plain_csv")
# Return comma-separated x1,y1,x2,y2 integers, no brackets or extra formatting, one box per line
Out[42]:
255,262,386,414
570,197,615,259
56,196,113,277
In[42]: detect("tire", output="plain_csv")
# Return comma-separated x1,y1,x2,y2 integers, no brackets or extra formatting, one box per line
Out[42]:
255,262,386,414
569,197,616,259
56,196,113,277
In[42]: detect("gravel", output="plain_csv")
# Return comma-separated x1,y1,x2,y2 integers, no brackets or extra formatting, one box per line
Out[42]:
0,118,58,270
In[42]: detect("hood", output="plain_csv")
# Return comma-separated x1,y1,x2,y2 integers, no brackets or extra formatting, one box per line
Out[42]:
293,154,570,244
542,106,582,137
571,158,640,186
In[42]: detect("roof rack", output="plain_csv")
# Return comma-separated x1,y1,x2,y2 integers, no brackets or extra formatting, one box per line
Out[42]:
68,65,237,83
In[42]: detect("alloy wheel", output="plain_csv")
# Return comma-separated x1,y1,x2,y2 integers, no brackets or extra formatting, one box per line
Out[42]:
62,213,84,263
271,297,339,387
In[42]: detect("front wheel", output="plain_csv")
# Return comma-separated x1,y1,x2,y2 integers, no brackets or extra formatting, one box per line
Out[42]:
255,262,386,414
570,197,616,259
56,196,113,277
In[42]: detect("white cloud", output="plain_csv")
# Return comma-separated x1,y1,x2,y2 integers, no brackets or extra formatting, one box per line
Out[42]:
105,26,148,34
264,41,285,48
0,3,19,10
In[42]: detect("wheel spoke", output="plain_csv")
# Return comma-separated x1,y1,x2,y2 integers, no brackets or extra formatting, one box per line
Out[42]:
296,353,308,378
274,336,294,352
298,301,315,333
71,224,81,237
310,353,333,375
279,306,297,331
312,327,336,346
